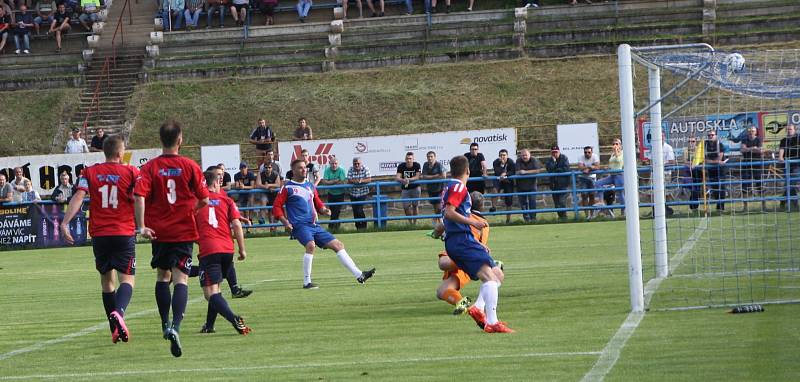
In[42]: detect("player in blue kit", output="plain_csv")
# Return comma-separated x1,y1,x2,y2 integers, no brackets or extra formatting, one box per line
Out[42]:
273,159,375,289
441,155,513,333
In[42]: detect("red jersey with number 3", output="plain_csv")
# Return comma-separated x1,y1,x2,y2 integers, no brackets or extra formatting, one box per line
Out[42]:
196,190,241,257
135,154,209,242
77,162,140,237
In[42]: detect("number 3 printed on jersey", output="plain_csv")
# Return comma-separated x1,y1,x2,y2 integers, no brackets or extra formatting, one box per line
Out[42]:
167,179,177,204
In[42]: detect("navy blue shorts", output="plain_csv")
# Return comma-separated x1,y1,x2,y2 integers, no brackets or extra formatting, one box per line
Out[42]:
444,232,495,280
93,235,136,275
293,223,336,248
198,253,233,288
150,241,194,275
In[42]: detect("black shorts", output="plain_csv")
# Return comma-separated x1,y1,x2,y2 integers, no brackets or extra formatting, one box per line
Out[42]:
198,253,234,287
258,3,275,16
150,241,194,275
232,3,247,11
93,235,136,275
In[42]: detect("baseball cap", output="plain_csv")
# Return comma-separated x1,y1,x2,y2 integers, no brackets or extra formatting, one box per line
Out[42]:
239,162,247,169
550,145,560,151
72,128,80,133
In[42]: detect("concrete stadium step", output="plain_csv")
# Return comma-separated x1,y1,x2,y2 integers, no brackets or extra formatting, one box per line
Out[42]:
151,47,326,68
333,46,522,70
343,10,512,29
162,22,331,44
145,59,327,81
157,33,329,55
336,34,514,57
0,52,83,66
341,22,513,44
526,22,703,45
0,64,80,78
525,6,703,31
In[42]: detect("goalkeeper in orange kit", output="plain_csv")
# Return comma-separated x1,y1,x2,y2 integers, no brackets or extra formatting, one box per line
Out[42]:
430,192,504,327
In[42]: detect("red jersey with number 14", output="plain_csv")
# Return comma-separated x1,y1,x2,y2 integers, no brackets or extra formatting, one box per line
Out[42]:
77,162,140,237
135,154,209,242
196,190,241,257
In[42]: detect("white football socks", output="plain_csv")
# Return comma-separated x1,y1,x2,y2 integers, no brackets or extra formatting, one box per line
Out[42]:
303,253,314,285
481,281,500,325
336,249,362,278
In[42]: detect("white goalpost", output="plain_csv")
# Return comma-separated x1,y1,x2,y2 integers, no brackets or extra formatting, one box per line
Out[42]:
618,43,800,312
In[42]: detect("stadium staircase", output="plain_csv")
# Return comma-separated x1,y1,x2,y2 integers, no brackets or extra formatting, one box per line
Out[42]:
142,0,800,81
52,0,154,150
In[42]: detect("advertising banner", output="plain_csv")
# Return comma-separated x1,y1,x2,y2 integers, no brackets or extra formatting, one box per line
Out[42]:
277,129,517,177
638,112,761,160
0,149,162,196
201,145,241,180
557,123,599,164
0,203,87,249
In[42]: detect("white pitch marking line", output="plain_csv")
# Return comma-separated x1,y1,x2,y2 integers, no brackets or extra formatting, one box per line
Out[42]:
0,279,278,362
0,351,602,380
581,218,708,382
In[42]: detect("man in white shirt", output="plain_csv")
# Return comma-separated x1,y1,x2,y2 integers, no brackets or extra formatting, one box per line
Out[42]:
65,128,90,153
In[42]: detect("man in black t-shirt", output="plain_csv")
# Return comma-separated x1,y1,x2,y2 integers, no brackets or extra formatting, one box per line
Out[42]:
778,124,800,210
690,130,726,211
249,119,275,157
739,126,764,210
395,152,421,225
234,162,257,221
421,151,445,223
89,128,106,152
464,142,487,193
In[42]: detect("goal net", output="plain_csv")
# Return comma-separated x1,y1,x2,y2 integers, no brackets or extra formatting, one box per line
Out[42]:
618,44,800,312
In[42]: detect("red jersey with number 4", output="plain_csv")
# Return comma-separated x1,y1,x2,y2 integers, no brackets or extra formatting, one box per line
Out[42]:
77,162,140,237
196,190,241,257
135,154,209,242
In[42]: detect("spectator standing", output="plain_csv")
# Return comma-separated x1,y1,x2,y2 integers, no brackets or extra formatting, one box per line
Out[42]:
430,0,450,14
690,130,726,211
0,173,13,204
10,167,28,202
293,117,313,140
229,0,247,26
320,157,347,230
515,149,543,222
49,3,70,52
51,171,76,203
366,0,383,17
259,0,277,24
183,0,204,30
464,142,487,193
545,144,570,219
12,4,32,54
396,152,421,225
20,179,41,203
421,151,445,224
65,128,90,153
255,161,282,228
33,0,54,35
296,0,311,22
216,162,232,191
778,124,800,211
234,162,257,222
660,135,676,216
249,118,275,158
258,149,282,182
491,149,515,222
595,138,625,217
205,0,227,28
0,7,10,55
576,146,599,219
347,157,371,230
286,149,320,186
78,0,100,31
89,127,106,152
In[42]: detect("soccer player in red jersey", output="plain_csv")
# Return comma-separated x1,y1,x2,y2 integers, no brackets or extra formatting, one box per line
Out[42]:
195,170,251,335
60,136,140,344
134,120,210,357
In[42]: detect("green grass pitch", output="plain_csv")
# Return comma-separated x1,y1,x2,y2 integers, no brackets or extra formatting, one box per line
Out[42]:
0,222,798,381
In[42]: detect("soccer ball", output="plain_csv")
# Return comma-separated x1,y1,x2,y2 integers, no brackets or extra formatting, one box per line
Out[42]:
724,53,746,74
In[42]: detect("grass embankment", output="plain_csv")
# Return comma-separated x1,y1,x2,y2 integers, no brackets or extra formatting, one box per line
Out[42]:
0,88,80,157
128,57,624,151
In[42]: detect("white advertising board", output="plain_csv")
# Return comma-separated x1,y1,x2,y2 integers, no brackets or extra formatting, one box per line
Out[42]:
201,145,241,180
0,148,162,195
277,128,517,177
557,123,599,164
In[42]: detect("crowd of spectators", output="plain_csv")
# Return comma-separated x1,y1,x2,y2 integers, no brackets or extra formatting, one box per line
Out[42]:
0,0,101,54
